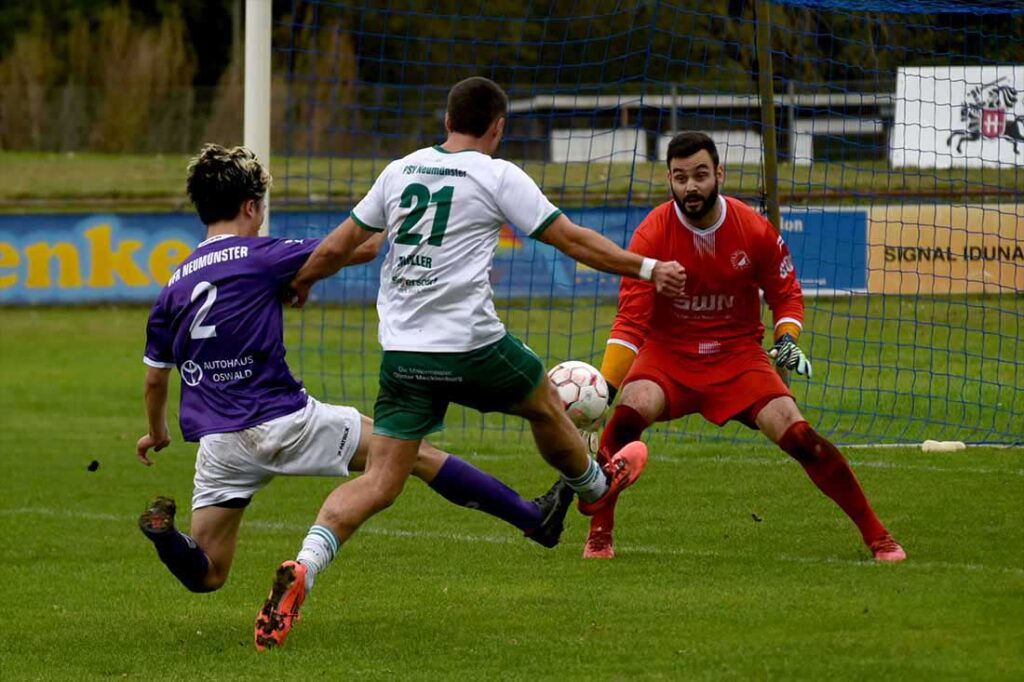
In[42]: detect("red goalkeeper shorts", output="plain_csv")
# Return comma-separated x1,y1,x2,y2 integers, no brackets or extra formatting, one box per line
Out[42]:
623,341,793,428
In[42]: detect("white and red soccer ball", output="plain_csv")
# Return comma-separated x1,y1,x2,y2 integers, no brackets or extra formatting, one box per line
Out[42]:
547,360,609,431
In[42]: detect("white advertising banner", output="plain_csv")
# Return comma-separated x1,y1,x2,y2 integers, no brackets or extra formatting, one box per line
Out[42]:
892,65,1024,168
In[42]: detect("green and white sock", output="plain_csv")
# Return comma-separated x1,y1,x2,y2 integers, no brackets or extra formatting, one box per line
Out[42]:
563,457,609,503
296,524,339,592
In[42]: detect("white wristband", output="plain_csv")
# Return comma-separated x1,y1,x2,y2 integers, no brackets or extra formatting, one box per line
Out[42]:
638,257,656,281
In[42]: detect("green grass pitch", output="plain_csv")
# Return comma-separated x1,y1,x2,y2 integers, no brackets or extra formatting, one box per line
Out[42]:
1,306,1022,679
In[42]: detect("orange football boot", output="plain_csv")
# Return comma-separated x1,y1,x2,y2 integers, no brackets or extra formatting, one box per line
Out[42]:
577,441,647,516
255,560,308,651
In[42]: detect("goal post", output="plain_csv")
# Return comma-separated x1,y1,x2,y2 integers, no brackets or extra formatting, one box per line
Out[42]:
244,0,272,235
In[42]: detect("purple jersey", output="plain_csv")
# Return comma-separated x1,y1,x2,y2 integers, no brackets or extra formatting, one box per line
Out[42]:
143,234,320,441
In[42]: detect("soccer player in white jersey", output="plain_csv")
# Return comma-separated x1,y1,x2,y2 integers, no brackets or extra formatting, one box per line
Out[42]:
137,144,580,605
253,77,687,649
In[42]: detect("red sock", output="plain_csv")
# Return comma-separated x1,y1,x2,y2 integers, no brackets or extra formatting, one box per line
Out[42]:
598,404,650,464
778,421,888,545
589,405,651,538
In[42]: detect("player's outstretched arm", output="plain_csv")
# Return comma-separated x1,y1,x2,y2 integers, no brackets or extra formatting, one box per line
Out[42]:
290,218,377,306
538,215,686,296
137,367,172,465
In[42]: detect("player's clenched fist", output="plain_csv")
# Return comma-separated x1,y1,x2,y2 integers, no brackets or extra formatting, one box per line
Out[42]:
768,333,813,378
652,260,686,296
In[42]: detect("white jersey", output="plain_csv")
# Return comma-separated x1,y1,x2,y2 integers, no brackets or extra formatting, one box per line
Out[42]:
351,145,560,352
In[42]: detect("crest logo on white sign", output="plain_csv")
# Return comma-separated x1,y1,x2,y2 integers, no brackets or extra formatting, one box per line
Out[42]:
891,65,1024,168
947,78,1024,154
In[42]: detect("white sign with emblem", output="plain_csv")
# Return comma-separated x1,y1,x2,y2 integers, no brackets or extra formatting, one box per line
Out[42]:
891,65,1024,168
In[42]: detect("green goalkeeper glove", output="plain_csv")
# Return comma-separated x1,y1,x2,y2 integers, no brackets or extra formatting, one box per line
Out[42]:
769,333,813,378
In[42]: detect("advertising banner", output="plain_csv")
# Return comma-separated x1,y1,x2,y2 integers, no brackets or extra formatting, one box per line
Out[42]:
0,211,371,305
892,65,1024,168
0,206,867,304
0,214,203,304
868,204,1024,294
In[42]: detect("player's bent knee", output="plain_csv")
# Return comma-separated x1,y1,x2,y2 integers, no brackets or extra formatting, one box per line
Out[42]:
619,380,666,422
190,557,231,592
778,420,839,465
196,572,227,593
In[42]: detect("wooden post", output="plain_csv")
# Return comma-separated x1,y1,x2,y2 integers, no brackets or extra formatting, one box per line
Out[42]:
755,0,790,385
755,0,781,232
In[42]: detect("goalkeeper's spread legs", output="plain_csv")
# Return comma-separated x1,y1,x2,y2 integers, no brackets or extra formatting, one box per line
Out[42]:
592,388,907,563
760,398,906,563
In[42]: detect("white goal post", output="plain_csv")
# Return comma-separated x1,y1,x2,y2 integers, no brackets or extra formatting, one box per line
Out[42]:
244,0,272,235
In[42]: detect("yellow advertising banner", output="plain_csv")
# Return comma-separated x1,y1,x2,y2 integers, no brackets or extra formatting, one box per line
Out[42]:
868,204,1024,294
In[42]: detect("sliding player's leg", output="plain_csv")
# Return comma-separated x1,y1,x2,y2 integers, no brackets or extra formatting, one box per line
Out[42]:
346,410,572,548
419,332,645,514
585,378,669,559
140,497,244,592
412,439,573,548
754,396,906,562
141,427,274,592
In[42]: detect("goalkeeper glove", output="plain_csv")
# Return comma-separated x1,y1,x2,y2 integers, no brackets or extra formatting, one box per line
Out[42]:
769,333,812,378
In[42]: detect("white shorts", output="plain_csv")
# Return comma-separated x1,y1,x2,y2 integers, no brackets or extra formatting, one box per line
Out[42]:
191,397,361,510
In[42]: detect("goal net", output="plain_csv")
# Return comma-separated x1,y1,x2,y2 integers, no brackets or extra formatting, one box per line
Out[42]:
273,0,1023,446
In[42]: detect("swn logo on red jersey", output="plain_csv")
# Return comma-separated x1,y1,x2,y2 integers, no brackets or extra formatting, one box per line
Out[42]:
673,294,735,312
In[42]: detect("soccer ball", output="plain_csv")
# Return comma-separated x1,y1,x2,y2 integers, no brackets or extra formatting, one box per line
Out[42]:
548,360,609,431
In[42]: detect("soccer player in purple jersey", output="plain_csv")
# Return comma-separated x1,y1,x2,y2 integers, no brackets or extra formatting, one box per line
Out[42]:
136,143,574,598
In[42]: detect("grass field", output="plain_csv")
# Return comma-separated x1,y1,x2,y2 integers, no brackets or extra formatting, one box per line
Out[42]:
0,152,1019,211
1,306,1022,679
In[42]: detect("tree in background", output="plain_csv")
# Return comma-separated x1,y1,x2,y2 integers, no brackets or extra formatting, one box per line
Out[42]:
0,0,1021,154
0,3,196,152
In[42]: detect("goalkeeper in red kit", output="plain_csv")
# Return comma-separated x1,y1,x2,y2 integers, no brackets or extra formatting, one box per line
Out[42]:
584,132,905,563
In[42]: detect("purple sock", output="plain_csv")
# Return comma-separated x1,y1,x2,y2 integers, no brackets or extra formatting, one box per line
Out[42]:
428,456,542,531
143,528,213,593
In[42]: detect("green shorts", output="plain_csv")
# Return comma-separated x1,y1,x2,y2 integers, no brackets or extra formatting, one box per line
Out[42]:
373,333,545,440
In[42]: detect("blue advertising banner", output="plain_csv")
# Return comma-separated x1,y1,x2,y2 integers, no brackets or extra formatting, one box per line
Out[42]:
777,207,868,295
0,206,867,304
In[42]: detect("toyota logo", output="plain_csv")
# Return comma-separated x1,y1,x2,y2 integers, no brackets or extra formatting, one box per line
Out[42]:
181,360,203,387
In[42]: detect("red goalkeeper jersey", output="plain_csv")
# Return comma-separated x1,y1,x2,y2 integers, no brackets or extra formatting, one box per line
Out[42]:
610,195,804,356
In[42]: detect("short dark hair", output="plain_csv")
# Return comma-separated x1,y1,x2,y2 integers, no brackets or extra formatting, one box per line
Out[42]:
186,143,271,225
447,77,509,137
665,131,719,168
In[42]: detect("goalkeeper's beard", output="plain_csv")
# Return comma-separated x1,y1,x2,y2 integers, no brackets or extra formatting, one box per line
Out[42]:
672,182,719,221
